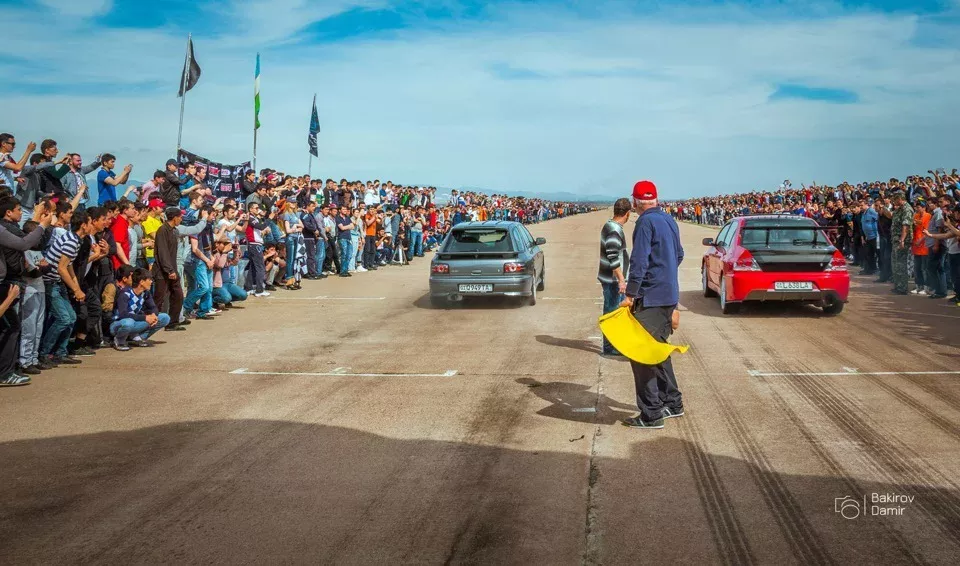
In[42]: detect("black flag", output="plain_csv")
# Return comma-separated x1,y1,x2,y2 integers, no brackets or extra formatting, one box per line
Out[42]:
178,37,201,97
308,95,320,157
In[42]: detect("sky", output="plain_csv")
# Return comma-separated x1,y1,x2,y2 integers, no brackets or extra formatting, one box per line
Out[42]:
4,0,960,200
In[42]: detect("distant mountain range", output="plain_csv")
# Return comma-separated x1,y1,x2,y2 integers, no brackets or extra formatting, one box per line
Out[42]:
454,186,615,203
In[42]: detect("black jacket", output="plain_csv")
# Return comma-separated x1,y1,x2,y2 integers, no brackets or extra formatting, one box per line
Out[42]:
160,172,186,207
300,211,322,240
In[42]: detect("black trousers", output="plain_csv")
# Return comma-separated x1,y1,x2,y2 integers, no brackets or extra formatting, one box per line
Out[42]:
0,282,22,377
878,236,893,280
304,238,319,276
154,275,184,327
74,285,103,346
246,244,266,293
325,239,341,274
628,304,683,422
861,238,877,273
363,235,377,268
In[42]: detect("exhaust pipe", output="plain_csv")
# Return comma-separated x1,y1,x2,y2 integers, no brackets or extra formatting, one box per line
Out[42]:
450,294,464,302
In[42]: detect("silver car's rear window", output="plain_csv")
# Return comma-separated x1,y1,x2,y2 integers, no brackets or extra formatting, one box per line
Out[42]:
445,229,514,252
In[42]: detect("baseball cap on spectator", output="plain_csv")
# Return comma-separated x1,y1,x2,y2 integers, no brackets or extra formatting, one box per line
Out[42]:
165,159,177,167
148,199,164,209
633,180,658,200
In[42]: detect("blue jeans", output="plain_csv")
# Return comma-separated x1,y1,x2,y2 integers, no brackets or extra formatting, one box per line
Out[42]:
40,283,76,358
213,284,248,304
110,313,171,344
183,261,213,316
409,230,423,257
601,282,624,355
350,234,360,270
315,238,327,272
925,247,947,296
285,236,297,279
338,239,353,275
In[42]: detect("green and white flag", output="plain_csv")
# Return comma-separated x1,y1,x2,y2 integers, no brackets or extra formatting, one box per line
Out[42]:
254,53,261,130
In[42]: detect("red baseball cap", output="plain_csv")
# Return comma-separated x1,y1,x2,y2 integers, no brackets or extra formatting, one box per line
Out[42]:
148,199,164,209
633,180,657,200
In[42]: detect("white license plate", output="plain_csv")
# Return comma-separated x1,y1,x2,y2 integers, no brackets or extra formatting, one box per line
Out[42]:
459,284,493,293
774,281,814,291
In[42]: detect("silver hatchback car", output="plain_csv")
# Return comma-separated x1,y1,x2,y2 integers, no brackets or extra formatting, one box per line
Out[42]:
429,221,546,307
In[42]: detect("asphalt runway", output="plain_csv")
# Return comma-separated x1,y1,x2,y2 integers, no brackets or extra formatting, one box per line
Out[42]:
1,209,959,565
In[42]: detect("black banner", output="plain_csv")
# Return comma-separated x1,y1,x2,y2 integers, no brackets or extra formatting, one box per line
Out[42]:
177,149,251,200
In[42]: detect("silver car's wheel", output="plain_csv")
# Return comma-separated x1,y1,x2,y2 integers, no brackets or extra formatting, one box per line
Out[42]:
528,275,538,306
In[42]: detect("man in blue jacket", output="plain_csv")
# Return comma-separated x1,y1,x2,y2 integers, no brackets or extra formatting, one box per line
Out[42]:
619,180,685,429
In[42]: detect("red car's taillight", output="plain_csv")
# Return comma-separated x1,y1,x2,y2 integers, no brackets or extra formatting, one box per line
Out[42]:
733,250,760,271
504,262,526,273
826,251,848,271
432,263,449,274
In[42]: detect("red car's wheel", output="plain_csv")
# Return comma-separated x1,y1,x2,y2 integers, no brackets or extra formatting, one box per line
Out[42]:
720,278,740,315
702,267,717,298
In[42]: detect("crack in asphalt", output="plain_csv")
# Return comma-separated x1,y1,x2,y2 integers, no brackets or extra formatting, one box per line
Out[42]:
582,358,604,566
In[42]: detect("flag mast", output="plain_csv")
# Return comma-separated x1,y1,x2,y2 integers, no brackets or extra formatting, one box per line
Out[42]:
176,33,191,156
253,53,260,174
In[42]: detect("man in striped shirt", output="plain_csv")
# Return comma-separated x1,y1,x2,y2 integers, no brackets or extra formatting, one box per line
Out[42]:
598,198,631,356
39,210,94,365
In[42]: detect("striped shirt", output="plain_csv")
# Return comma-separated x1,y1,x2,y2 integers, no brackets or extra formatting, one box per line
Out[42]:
598,219,628,284
43,228,80,284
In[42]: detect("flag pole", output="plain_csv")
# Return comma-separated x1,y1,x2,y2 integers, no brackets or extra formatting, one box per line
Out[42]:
177,33,191,156
253,52,259,174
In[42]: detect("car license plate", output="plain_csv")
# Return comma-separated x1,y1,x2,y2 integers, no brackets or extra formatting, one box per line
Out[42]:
774,281,813,291
459,284,493,293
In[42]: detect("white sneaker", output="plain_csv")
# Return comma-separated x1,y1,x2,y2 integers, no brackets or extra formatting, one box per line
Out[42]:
254,291,270,297
917,289,928,296
357,266,368,272
911,289,920,295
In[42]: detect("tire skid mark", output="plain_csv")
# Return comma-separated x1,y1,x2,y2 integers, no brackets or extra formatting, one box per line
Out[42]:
761,378,928,565
705,325,833,565
792,325,960,442
76,379,369,563
735,321,960,550
824,316,960,410
676,416,756,566
673,327,756,565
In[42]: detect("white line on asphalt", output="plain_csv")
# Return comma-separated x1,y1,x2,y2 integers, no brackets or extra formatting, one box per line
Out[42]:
230,368,459,377
572,407,597,413
266,296,387,301
883,310,960,320
748,369,960,377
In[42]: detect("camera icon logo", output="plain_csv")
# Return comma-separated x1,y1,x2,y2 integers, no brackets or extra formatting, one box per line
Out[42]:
835,496,861,520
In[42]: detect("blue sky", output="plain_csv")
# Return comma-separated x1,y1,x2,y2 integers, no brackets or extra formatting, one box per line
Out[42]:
5,0,960,199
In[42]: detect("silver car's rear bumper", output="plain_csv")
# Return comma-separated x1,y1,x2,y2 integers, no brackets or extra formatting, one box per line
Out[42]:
429,275,534,298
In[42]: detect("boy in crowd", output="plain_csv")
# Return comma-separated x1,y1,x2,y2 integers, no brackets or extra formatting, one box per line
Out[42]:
211,236,247,308
111,267,170,351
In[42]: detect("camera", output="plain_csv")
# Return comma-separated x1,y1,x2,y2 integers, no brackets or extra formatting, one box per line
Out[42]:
835,496,860,520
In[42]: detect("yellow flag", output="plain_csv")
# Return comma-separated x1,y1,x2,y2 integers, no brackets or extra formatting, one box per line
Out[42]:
598,307,689,364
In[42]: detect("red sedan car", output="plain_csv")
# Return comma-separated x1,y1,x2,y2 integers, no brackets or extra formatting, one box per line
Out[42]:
701,215,850,315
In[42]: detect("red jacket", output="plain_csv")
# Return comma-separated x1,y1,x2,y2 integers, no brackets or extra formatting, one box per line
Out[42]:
110,215,131,270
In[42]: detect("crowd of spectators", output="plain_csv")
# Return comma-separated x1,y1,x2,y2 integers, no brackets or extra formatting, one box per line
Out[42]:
0,132,594,386
666,173,960,306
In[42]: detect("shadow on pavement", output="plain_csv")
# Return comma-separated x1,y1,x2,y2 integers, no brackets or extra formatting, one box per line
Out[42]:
680,290,829,319
535,334,602,354
517,378,635,425
0,420,957,564
412,293,526,310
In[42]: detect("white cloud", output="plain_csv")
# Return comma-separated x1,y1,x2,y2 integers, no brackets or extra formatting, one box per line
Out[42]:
37,0,113,18
5,3,960,198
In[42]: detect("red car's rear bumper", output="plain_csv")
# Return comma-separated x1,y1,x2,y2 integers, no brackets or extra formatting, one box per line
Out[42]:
727,271,850,303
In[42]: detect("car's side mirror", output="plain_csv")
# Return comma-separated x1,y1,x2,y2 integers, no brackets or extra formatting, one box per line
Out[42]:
702,237,716,246
535,237,547,246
